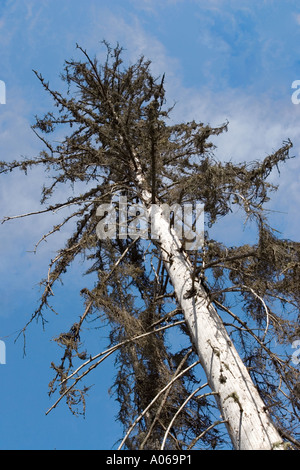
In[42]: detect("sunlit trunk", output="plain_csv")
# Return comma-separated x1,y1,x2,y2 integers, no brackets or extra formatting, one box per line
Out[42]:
149,203,285,450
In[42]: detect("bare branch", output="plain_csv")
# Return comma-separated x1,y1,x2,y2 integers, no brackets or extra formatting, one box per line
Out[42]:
160,383,209,450
140,349,194,450
187,420,228,450
46,319,185,416
118,359,200,450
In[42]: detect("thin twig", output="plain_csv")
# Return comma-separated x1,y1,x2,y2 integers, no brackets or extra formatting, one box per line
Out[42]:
213,299,288,369
46,320,185,415
187,419,228,450
118,359,200,450
103,237,140,284
140,349,193,449
240,284,270,340
160,383,209,450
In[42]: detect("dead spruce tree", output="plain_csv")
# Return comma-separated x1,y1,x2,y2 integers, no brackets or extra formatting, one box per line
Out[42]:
1,43,299,450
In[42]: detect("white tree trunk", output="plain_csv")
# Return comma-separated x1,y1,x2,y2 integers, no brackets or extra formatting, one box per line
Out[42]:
128,144,285,449
150,205,285,450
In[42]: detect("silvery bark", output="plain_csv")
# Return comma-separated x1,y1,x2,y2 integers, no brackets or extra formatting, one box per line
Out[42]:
136,169,285,450
152,207,284,450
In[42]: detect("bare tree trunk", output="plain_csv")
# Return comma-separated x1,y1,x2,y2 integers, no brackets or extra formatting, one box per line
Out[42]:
150,204,285,450
125,124,286,449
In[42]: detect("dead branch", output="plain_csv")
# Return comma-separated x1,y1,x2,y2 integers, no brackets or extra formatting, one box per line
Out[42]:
118,358,201,450
46,319,185,416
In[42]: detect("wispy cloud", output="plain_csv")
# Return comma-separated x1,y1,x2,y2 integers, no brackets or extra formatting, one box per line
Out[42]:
295,13,300,25
1,0,299,292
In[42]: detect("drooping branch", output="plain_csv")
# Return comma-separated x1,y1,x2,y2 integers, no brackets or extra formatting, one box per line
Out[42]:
118,358,201,450
160,383,209,450
46,319,185,416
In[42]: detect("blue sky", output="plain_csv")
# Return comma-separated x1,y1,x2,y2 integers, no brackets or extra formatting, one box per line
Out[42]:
0,0,300,450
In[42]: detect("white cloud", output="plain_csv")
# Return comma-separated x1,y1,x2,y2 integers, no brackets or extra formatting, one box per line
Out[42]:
1,0,299,284
168,83,300,239
85,7,181,82
295,13,300,25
